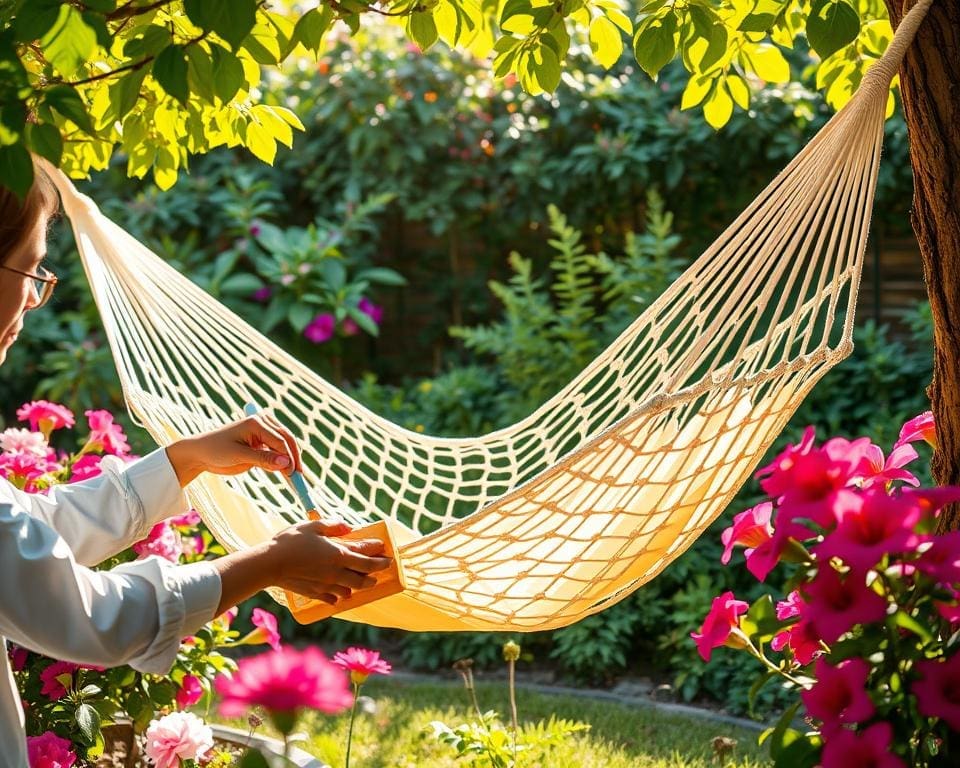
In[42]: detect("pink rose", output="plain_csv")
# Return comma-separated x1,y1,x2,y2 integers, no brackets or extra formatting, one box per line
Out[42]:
144,712,213,768
26,730,77,768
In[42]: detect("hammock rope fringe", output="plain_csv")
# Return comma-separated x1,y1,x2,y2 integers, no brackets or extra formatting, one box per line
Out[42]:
48,0,932,632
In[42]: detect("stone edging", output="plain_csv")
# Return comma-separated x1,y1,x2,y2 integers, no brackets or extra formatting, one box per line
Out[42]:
210,724,328,767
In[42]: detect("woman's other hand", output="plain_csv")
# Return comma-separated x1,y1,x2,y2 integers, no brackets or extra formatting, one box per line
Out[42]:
165,413,301,487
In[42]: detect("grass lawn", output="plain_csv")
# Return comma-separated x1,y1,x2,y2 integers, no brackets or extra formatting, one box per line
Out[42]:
220,679,768,767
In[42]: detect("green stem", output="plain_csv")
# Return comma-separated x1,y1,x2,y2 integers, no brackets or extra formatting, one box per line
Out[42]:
345,682,360,768
741,634,807,688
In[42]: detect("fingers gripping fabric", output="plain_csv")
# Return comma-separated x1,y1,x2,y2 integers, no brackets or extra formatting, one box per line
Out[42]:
47,0,932,632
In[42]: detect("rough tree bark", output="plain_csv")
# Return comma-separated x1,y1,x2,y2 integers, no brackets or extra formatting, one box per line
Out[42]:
885,0,960,530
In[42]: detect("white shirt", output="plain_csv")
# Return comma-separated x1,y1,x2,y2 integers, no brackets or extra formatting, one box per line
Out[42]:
0,449,222,766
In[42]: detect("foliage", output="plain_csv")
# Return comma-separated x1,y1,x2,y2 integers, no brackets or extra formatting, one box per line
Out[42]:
1,0,903,197
549,603,642,685
694,413,957,766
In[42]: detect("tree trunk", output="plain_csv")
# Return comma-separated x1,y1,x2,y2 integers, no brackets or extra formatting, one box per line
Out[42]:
885,0,960,530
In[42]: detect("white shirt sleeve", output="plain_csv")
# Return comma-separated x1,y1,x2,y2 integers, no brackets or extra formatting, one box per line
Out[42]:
0,499,221,674
1,448,188,567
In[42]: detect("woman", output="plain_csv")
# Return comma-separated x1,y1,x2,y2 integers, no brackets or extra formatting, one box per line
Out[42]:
0,163,390,762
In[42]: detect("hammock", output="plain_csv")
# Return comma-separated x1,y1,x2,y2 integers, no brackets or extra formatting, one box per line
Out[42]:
46,0,931,632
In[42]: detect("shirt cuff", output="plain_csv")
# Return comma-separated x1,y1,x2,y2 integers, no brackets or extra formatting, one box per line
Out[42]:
121,448,190,537
121,559,222,675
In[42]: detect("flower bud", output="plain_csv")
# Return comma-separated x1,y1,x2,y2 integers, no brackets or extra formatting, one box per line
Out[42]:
502,640,521,662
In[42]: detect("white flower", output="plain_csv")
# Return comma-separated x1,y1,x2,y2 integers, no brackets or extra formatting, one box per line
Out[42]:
144,712,214,768
0,428,48,457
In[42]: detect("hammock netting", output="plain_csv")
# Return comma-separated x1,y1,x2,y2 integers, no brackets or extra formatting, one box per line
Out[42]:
47,0,931,632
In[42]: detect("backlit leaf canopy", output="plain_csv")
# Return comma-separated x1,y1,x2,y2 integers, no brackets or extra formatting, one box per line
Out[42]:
0,0,894,194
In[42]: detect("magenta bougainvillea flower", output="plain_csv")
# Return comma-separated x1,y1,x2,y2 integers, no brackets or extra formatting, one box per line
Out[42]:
912,655,960,730
913,531,960,586
801,658,874,732
332,647,393,686
26,730,77,768
304,313,336,344
860,442,920,489
248,608,282,651
690,591,748,662
17,400,75,435
84,410,130,455
775,590,803,621
895,410,935,449
813,489,927,572
771,616,823,665
176,674,204,709
358,297,384,325
801,568,887,645
215,646,352,718
720,502,773,565
819,722,904,768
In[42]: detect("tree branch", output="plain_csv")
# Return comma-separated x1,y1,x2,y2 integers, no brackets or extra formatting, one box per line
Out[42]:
105,0,175,22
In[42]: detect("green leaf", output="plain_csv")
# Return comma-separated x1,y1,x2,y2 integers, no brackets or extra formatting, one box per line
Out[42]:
321,259,347,290
531,41,561,92
358,267,406,286
122,25,171,58
44,85,95,134
210,44,245,103
239,749,271,768
288,303,314,332
759,701,801,758
807,0,860,59
408,11,439,51
349,307,379,336
220,273,265,294
13,0,62,42
75,703,101,745
294,7,334,52
698,24,728,72
153,44,190,105
186,45,216,103
891,610,934,643
25,122,63,166
109,67,148,122
184,0,257,51
633,12,677,79
744,42,790,83
40,5,98,78
0,142,33,199
589,16,623,70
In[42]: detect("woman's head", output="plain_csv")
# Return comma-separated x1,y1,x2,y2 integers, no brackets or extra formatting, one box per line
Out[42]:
0,159,60,364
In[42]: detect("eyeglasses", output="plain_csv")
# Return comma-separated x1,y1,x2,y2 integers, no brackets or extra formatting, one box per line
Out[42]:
1,264,58,309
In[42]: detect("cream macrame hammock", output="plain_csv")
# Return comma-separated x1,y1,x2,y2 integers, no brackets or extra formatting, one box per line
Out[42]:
46,0,931,632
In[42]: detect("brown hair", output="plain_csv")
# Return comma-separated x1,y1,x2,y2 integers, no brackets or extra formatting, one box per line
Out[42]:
0,157,60,266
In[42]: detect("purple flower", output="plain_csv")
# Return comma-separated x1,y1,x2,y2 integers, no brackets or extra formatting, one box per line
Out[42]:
358,297,384,325
252,286,272,303
304,313,336,344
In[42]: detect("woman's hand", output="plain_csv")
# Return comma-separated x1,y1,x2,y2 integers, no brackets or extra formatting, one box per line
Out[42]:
213,520,392,613
165,413,302,487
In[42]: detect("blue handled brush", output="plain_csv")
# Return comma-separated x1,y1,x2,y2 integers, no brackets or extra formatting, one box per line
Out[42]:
243,402,318,518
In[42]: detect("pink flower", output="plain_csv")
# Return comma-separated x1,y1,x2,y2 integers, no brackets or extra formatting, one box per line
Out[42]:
212,606,238,632
814,489,927,572
176,674,204,709
169,509,201,528
0,428,48,456
775,590,803,620
914,532,960,585
215,646,352,718
143,712,214,768
342,317,360,336
820,722,905,768
801,567,888,644
860,442,919,489
896,411,935,449
757,428,873,533
771,616,822,664
690,591,749,662
17,400,75,436
252,286,272,303
9,644,28,671
912,654,960,730
84,410,130,455
304,313,336,344
332,647,392,685
245,607,282,651
26,730,77,768
0,450,61,487
68,454,103,483
801,658,874,732
133,521,183,562
40,662,79,700
358,297,384,325
720,502,773,564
